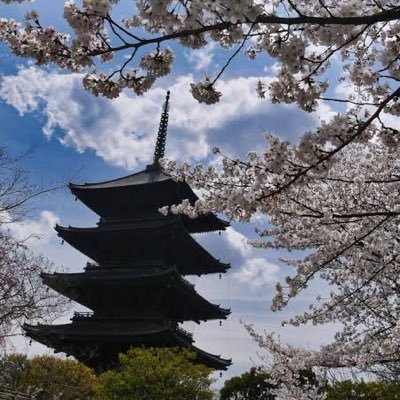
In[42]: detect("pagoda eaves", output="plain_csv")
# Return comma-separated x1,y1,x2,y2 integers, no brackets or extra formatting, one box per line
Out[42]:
24,319,231,371
41,268,230,322
69,165,229,233
55,218,230,275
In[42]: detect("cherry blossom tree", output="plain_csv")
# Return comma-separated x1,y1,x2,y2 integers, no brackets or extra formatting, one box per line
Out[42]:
0,147,66,345
159,132,399,398
0,233,65,344
0,1,399,399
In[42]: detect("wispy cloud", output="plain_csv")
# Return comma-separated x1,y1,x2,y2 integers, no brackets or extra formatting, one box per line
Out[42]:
0,66,336,171
185,43,216,71
233,257,280,287
0,67,277,169
224,227,280,287
7,210,59,246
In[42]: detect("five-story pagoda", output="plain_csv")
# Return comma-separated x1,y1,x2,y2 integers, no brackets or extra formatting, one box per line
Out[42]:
24,92,231,373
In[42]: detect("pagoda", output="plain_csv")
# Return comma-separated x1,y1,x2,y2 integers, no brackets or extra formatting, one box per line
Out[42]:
24,92,231,373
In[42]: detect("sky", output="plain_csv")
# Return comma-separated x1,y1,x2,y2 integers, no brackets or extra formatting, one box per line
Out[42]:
0,0,344,383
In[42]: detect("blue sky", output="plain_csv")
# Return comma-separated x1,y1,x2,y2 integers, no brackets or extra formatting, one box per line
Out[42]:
1,1,343,382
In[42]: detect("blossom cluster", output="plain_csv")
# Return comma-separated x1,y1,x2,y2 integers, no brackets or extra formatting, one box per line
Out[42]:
0,0,397,107
190,78,222,104
139,47,174,77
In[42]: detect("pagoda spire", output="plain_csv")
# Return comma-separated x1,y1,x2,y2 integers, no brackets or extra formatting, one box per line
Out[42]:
153,90,170,163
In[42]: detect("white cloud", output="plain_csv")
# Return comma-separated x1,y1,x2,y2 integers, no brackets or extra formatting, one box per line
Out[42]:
7,210,59,246
313,100,337,123
195,226,280,291
223,227,281,289
185,43,216,71
0,67,277,170
250,212,269,225
233,257,280,287
0,66,339,170
334,80,353,100
263,62,280,75
224,227,252,257
162,74,273,134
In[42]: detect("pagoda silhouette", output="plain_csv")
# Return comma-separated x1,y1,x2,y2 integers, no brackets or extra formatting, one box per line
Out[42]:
24,92,231,373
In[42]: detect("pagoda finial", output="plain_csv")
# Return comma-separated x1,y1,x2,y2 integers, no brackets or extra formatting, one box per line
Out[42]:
153,90,170,163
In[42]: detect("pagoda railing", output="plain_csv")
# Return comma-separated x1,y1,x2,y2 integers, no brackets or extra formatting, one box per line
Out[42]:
85,262,98,270
73,311,94,319
175,325,193,340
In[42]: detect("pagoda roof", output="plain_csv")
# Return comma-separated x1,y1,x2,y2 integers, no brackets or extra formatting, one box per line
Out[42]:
68,165,229,233
41,267,230,322
55,219,230,275
23,319,231,371
24,318,193,343
69,164,171,190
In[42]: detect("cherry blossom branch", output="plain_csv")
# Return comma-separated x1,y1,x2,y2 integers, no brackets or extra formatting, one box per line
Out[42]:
259,86,400,200
319,97,380,106
211,23,255,86
301,26,371,82
320,176,400,184
87,8,400,57
106,15,143,42
282,209,400,219
285,216,391,298
299,255,397,323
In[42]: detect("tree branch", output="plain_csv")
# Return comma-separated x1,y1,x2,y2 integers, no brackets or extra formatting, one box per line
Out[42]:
89,8,400,56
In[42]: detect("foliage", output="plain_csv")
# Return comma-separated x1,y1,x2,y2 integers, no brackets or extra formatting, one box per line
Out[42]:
0,147,66,344
325,380,400,400
219,367,275,400
23,355,99,400
95,347,214,400
219,368,320,400
0,353,98,400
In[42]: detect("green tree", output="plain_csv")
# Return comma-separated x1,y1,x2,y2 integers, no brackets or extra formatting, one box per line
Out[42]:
325,380,400,400
24,355,98,400
0,353,98,400
96,347,214,400
219,368,275,400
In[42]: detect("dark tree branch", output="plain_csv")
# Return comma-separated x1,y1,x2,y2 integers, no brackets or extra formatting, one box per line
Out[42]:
258,86,400,201
88,8,400,56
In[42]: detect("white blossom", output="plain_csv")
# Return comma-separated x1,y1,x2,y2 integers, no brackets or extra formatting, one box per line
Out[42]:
139,47,174,77
0,0,396,106
190,78,222,104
